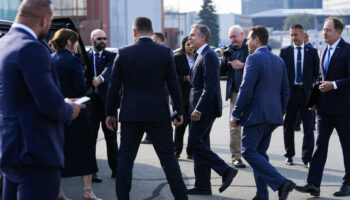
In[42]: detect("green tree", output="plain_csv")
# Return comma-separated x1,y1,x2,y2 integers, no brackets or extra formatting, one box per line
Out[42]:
283,14,315,30
198,0,219,46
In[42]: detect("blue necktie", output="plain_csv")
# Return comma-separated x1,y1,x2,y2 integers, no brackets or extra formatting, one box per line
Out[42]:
194,53,198,62
94,53,100,93
296,47,302,84
94,53,100,76
324,47,332,72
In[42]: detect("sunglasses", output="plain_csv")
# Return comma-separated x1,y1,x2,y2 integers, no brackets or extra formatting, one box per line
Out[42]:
96,37,107,41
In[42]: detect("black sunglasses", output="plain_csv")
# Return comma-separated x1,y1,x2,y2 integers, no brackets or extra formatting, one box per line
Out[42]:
96,37,107,41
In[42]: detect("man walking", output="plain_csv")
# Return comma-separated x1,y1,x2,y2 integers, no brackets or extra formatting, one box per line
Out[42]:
295,17,350,198
220,25,249,168
279,24,319,167
87,29,118,182
186,24,237,195
105,17,188,200
0,0,84,199
231,25,295,200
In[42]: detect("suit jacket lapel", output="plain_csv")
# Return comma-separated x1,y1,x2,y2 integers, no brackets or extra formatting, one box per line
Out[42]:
303,46,311,81
326,39,344,75
288,46,296,80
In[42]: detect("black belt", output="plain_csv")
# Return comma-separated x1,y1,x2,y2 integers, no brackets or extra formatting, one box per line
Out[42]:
294,84,303,89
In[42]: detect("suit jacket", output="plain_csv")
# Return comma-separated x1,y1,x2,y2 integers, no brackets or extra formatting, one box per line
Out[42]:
52,49,87,98
279,44,319,101
105,37,184,121
189,45,222,119
220,41,249,100
0,27,73,168
317,38,350,115
87,48,116,105
232,47,290,126
174,53,191,116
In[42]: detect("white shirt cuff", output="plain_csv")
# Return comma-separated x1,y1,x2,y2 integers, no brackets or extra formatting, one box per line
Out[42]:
99,75,104,83
333,81,337,89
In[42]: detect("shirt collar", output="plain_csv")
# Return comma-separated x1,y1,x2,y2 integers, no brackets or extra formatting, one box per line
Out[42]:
196,44,208,55
293,43,304,49
328,38,341,50
12,23,37,39
92,49,103,56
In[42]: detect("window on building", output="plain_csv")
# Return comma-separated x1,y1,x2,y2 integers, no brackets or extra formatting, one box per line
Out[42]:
53,0,86,17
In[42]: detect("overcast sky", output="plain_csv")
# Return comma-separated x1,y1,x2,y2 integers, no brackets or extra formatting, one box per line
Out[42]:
164,0,242,14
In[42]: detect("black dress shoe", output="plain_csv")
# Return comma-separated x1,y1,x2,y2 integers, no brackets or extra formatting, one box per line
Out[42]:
187,187,212,195
219,167,238,193
278,179,296,200
92,174,103,183
187,155,193,160
333,184,350,197
232,159,246,168
303,162,310,168
294,183,320,196
294,125,301,131
285,158,293,165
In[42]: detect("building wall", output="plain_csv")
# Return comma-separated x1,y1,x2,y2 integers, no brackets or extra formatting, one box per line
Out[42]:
242,0,283,16
109,0,163,48
323,0,350,10
0,0,21,21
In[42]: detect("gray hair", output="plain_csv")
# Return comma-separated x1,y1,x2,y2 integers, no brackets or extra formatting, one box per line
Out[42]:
229,25,244,35
191,24,211,43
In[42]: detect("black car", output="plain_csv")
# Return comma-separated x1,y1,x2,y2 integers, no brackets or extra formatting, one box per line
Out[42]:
0,17,94,194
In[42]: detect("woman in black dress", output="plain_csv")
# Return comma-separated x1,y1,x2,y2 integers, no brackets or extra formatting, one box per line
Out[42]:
173,36,195,159
49,28,100,200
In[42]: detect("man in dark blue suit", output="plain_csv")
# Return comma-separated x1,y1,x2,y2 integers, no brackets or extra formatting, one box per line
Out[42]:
87,29,118,182
186,24,237,195
105,17,188,200
231,26,295,200
279,24,319,167
0,0,84,199
295,17,350,197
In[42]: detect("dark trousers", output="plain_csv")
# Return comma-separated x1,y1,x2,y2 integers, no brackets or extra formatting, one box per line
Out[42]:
89,94,118,173
307,113,350,186
174,116,192,156
2,165,60,200
188,118,229,189
283,86,315,163
116,121,188,200
242,124,286,200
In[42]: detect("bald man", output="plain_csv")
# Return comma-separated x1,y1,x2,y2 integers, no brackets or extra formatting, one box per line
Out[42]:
87,29,118,182
0,0,84,199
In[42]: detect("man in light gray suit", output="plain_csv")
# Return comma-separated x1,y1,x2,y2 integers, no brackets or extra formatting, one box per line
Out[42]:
230,26,294,200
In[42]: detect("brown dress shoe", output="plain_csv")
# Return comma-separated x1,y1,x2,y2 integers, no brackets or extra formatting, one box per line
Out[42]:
141,139,152,144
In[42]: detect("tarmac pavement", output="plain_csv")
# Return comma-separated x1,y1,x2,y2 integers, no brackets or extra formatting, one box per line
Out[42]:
61,81,347,200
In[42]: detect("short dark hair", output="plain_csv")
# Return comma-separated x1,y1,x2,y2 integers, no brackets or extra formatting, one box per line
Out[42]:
191,24,211,43
49,28,79,51
325,17,344,32
133,17,153,34
290,24,304,31
153,32,165,42
249,25,269,45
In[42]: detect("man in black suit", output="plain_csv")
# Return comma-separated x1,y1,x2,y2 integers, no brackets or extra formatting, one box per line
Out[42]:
186,24,237,195
105,17,188,200
279,24,319,167
87,29,118,182
295,17,350,197
220,25,249,168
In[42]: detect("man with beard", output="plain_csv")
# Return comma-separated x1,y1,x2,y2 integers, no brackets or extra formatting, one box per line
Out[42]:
0,0,84,199
87,29,118,182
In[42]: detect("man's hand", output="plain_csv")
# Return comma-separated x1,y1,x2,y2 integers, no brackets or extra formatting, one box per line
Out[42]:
191,111,201,121
185,75,191,82
220,47,226,62
319,81,334,92
228,60,244,69
92,76,102,87
230,117,238,128
65,98,86,120
173,115,184,127
106,116,117,131
309,105,317,111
